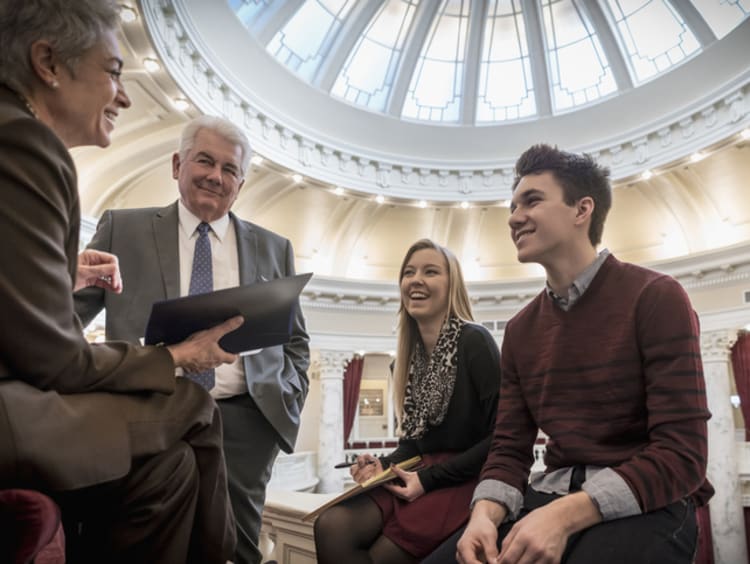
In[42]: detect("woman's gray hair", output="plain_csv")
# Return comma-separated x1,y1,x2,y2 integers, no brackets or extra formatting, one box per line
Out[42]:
178,115,253,176
0,0,120,94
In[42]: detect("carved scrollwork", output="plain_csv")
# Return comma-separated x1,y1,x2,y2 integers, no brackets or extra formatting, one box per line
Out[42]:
701,330,738,362
317,350,351,377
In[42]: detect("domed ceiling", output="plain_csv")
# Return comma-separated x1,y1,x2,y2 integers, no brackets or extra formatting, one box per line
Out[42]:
73,0,750,287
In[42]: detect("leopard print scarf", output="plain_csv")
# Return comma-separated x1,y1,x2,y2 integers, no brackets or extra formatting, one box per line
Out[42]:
401,315,464,439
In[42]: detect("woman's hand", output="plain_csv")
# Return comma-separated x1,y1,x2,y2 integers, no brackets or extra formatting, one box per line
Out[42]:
166,315,243,373
350,453,383,483
382,464,425,502
75,249,122,293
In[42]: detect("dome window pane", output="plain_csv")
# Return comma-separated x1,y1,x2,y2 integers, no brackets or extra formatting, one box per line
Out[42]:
230,0,271,26
476,0,537,122
266,0,356,81
331,0,419,112
692,0,749,39
542,0,617,112
401,0,470,123
605,0,700,84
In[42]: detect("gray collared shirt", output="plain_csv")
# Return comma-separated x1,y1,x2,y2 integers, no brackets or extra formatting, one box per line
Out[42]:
545,248,610,311
473,248,642,522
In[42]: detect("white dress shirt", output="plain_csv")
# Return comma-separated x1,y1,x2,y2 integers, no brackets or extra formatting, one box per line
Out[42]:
178,200,247,399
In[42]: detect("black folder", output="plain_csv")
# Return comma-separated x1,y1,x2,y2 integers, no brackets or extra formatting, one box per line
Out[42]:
144,273,312,353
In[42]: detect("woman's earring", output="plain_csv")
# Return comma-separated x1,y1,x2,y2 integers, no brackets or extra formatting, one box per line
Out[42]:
50,80,59,89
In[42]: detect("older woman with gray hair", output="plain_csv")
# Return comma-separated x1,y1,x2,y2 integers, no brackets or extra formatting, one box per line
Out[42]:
0,1,239,562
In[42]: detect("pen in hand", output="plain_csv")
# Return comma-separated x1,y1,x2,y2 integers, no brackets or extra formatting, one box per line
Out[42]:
334,459,377,469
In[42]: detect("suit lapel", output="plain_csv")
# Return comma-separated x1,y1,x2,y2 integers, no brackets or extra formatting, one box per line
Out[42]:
233,212,257,284
153,202,181,299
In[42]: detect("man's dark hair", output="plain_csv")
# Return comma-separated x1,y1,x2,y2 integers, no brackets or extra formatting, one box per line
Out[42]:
512,144,612,246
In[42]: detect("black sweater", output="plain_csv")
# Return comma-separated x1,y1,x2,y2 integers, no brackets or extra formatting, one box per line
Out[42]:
381,323,501,492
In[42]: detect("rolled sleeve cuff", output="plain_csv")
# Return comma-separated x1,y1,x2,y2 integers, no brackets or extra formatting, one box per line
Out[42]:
583,468,641,521
471,479,524,521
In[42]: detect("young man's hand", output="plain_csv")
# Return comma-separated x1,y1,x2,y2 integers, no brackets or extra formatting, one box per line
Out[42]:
457,499,506,563
497,491,601,564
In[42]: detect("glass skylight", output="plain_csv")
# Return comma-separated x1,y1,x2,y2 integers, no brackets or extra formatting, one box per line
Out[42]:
230,0,749,124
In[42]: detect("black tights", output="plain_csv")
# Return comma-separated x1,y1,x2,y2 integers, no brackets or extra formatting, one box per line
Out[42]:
313,495,416,564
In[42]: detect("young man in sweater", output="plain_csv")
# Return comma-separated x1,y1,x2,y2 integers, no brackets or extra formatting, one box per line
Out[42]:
441,144,713,564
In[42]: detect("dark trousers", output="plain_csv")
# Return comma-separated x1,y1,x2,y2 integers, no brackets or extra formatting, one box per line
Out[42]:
58,442,199,564
423,487,698,564
218,393,281,564
54,380,235,564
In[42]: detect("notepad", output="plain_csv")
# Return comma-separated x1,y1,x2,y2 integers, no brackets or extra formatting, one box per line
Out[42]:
302,455,422,522
144,273,312,354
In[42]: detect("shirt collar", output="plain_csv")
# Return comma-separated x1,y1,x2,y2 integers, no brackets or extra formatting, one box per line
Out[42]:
178,200,231,242
546,248,610,309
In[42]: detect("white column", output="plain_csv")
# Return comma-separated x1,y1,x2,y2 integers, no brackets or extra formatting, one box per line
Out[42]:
316,350,350,493
701,329,748,564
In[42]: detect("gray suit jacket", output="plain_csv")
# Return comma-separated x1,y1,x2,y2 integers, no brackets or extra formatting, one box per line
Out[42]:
74,202,310,452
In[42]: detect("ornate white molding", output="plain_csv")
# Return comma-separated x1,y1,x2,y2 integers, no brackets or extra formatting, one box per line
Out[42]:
310,333,396,354
139,0,750,202
700,308,750,334
300,242,750,313
585,82,749,182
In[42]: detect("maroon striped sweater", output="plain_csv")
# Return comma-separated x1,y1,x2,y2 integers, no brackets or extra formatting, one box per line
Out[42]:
481,255,714,511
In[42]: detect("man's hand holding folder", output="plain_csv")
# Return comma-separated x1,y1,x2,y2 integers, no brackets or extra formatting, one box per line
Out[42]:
144,273,312,354
166,315,244,373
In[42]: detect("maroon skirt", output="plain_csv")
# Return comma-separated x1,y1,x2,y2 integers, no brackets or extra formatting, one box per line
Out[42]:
368,452,477,559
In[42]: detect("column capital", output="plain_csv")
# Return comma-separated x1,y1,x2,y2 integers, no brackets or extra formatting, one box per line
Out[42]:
701,329,738,362
316,350,352,377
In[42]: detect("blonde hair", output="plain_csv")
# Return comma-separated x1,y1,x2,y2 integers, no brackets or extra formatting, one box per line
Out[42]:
392,239,474,425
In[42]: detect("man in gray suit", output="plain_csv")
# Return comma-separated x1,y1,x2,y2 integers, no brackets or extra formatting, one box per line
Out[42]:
75,115,310,564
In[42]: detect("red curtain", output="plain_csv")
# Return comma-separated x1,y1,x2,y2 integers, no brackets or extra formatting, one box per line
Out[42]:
694,505,714,564
731,332,750,441
343,356,364,448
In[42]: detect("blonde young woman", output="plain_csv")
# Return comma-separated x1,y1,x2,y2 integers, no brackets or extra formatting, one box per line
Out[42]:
314,239,502,563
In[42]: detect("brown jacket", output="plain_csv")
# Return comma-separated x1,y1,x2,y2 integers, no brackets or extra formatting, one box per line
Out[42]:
0,86,176,490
